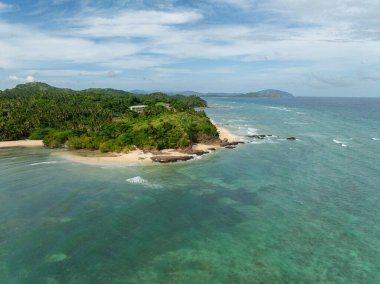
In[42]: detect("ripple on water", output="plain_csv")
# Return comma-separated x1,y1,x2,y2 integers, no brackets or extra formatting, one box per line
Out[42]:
45,253,68,263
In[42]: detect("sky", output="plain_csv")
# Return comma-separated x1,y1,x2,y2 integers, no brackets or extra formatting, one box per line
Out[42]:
1,0,380,96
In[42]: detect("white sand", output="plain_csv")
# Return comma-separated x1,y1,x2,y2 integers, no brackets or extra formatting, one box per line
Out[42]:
0,140,43,148
1,124,241,165
63,125,241,165
62,149,154,165
216,125,241,142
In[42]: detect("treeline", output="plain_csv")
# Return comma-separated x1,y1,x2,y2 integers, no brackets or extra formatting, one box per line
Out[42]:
0,82,218,151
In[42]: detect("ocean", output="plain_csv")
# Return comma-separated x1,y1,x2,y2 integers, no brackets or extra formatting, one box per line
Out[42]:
1,97,380,283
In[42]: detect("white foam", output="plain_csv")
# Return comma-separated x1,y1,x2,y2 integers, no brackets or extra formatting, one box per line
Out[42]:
249,139,278,145
372,138,380,141
268,106,293,112
228,119,245,123
126,176,147,184
247,128,259,135
30,161,58,166
126,176,162,189
333,139,348,147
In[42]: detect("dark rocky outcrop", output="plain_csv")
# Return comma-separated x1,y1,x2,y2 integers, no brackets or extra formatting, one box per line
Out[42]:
247,134,266,139
151,155,194,163
181,148,210,156
191,150,209,156
220,139,244,147
287,137,296,140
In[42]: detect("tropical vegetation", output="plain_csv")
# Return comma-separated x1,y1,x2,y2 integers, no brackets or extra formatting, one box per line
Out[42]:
0,82,219,152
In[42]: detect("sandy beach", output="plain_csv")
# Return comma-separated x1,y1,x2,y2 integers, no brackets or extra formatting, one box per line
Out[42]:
216,125,241,142
64,124,241,165
0,140,44,148
1,125,241,165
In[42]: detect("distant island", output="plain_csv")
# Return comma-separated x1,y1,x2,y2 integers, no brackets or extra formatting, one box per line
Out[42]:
130,89,295,98
0,82,241,164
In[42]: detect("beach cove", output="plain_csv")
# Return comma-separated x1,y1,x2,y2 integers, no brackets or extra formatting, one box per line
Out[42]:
1,97,380,283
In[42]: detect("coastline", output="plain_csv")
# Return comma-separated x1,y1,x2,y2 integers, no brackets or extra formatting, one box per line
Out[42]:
63,124,241,165
0,124,242,165
0,140,44,148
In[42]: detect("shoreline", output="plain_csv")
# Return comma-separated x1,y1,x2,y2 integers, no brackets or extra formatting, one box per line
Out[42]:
1,124,242,165
63,124,241,165
0,140,44,148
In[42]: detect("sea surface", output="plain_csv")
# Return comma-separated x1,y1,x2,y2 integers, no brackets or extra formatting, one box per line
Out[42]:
1,97,380,283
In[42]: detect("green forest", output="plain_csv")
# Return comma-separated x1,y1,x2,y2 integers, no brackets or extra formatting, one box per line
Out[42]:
0,82,219,152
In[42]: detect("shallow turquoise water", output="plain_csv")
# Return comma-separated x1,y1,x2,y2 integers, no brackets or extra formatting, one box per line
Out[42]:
1,97,380,283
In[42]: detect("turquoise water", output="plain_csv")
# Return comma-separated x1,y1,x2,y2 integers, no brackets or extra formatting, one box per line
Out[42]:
1,97,380,283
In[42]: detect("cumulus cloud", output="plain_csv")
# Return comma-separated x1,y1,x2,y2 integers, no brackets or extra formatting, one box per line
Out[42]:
1,0,380,95
26,75,36,82
7,75,36,83
72,9,203,38
7,75,20,81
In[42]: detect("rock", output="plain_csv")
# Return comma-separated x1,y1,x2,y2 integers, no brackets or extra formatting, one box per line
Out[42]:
151,155,194,163
224,145,236,149
247,134,266,139
220,141,244,147
287,137,296,140
191,150,209,156
208,148,216,151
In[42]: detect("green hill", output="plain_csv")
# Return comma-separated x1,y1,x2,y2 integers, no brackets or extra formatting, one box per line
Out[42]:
243,89,294,98
0,83,218,152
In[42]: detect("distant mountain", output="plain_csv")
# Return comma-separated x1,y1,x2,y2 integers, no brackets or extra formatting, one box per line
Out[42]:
175,89,294,98
129,89,152,94
170,91,204,96
164,89,294,98
7,83,294,98
242,89,294,98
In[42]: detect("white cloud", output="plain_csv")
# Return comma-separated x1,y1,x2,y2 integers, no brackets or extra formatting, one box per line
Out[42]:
26,75,36,82
1,3,380,72
72,9,203,38
7,75,37,83
1,1,380,95
7,75,20,81
207,1,380,39
259,0,380,39
209,0,255,10
0,1,12,12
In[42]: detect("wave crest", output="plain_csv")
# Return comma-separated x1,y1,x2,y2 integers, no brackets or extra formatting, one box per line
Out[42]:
333,139,348,147
30,161,58,166
126,176,162,189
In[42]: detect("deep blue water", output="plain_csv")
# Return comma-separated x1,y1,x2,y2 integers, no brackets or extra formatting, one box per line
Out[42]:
1,97,380,283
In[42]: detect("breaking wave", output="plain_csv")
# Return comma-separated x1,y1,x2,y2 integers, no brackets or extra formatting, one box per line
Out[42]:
268,106,293,112
333,139,348,147
30,161,59,166
126,176,162,189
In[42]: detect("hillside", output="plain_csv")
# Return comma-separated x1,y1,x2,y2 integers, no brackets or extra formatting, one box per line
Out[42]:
0,82,219,152
242,89,294,98
130,89,294,98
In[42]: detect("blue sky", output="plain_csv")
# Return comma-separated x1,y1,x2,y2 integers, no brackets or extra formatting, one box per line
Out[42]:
1,0,380,96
